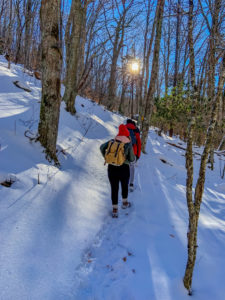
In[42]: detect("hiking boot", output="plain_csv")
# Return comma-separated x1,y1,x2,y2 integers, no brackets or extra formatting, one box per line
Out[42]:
122,201,131,209
112,208,118,218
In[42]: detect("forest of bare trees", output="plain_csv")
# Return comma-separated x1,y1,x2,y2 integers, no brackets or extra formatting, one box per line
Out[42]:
1,0,224,147
0,0,225,293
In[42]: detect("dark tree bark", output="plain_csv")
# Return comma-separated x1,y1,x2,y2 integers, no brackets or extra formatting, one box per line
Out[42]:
183,1,197,292
173,0,181,90
63,0,87,114
6,0,13,69
38,0,62,164
163,1,172,97
15,0,25,64
24,0,32,69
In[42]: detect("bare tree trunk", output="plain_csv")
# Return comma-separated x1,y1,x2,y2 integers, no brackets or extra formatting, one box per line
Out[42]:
197,51,207,100
0,0,6,37
173,0,181,91
218,132,225,151
204,0,221,168
183,1,224,291
107,0,136,111
137,0,152,124
14,0,23,64
183,50,225,294
119,56,128,114
38,0,62,164
183,1,197,292
24,0,32,69
222,89,225,122
63,0,86,114
107,15,125,111
163,1,171,97
108,49,120,110
6,0,13,69
140,2,158,122
141,0,165,153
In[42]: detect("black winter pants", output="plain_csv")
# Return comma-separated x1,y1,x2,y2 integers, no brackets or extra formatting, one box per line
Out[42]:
108,164,130,205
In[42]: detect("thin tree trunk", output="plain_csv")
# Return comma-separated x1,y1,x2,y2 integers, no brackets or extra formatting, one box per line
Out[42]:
141,2,158,117
63,0,86,114
164,1,171,97
108,49,120,110
206,0,221,168
24,0,32,70
197,51,207,100
183,50,225,293
38,0,62,164
173,0,181,91
141,0,165,153
183,1,197,292
137,0,152,124
6,0,13,69
107,15,125,111
119,57,128,114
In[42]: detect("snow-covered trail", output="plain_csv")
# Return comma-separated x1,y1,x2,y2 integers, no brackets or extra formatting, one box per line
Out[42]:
74,136,191,300
0,55,128,298
1,57,225,300
0,57,118,298
0,119,113,299
74,133,225,300
0,147,105,299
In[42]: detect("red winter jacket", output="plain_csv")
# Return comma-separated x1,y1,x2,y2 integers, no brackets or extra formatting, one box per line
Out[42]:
125,123,141,158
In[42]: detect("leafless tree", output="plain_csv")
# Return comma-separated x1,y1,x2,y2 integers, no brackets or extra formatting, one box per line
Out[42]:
141,0,165,153
63,0,89,114
38,0,62,164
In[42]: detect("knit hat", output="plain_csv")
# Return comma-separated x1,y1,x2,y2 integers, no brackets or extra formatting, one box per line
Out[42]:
117,124,130,137
127,118,136,126
126,119,133,124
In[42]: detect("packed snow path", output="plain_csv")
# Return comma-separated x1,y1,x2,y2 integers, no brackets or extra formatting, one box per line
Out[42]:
1,56,225,300
75,153,188,300
75,134,225,300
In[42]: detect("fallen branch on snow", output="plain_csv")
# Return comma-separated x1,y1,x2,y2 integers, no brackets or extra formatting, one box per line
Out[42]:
166,142,201,156
0,174,17,188
160,158,173,166
13,80,31,92
24,130,37,142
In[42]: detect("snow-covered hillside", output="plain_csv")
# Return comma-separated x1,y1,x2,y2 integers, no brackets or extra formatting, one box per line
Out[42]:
1,56,225,300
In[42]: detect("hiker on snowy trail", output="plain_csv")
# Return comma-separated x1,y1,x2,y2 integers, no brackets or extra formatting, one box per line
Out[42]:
100,124,135,218
125,119,141,192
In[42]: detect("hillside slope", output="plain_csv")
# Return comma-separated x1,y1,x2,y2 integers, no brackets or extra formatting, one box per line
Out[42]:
0,56,225,300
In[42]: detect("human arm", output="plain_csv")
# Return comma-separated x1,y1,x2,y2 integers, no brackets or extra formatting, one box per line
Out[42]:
127,143,135,163
136,132,142,159
100,141,109,157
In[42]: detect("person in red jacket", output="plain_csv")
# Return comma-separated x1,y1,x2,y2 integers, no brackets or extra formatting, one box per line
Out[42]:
125,119,141,191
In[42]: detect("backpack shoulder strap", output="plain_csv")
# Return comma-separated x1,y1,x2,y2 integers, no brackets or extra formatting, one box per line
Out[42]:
106,140,114,155
114,141,121,157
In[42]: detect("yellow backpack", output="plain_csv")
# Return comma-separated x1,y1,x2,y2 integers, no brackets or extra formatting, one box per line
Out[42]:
104,140,126,166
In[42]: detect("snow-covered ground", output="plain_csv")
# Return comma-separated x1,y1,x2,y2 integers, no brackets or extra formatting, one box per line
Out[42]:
1,56,225,300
